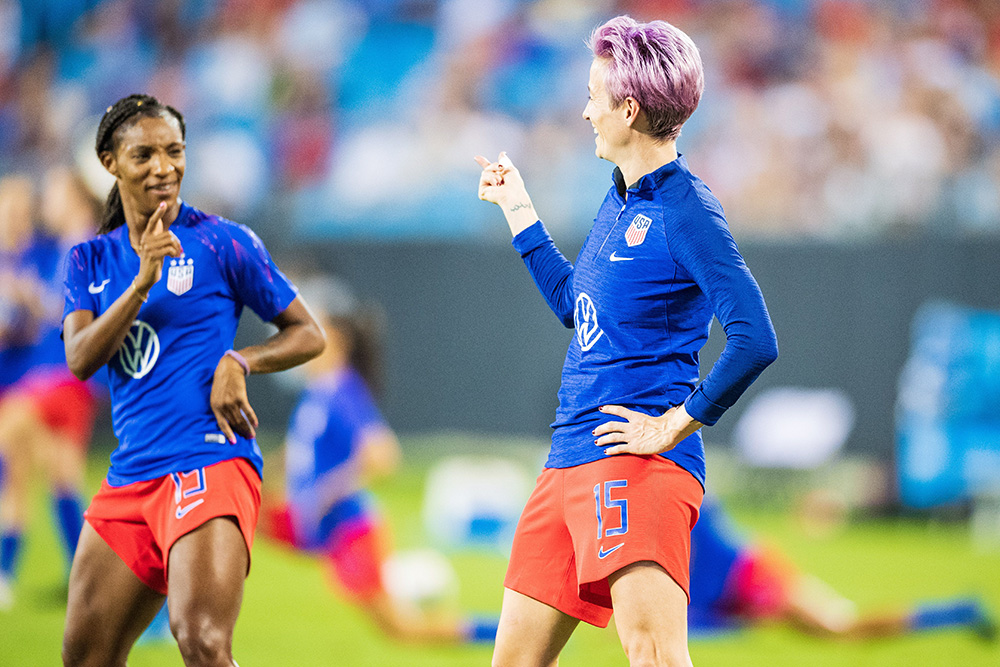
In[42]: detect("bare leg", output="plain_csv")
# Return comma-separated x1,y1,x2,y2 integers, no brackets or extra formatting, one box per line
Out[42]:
492,587,580,667
42,437,87,495
0,396,45,606
0,396,43,531
167,516,249,667
783,574,908,639
62,523,166,666
358,591,466,643
609,561,692,667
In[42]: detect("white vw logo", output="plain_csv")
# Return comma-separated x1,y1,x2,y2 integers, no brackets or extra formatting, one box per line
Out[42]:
574,292,604,352
118,319,160,379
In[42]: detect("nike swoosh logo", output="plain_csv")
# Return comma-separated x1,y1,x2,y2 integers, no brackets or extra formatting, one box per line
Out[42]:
609,252,634,262
175,498,205,519
598,543,624,559
88,279,111,294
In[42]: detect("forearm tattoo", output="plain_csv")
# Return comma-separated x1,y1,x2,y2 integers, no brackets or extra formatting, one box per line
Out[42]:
509,202,533,213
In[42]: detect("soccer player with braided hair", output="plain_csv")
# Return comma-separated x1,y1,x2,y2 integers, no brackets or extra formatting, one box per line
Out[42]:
60,94,325,666
476,16,777,666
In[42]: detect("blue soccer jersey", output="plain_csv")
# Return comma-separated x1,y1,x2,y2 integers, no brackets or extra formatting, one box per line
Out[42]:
284,367,385,547
62,202,298,486
1,238,57,389
25,234,71,371
513,156,777,487
689,496,743,612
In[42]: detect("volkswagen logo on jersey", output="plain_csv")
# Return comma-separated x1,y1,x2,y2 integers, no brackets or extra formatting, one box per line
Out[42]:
624,214,652,247
118,319,160,379
167,257,195,295
574,292,604,351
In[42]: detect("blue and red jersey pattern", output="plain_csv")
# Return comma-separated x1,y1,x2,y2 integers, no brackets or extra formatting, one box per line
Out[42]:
512,156,778,487
284,367,384,549
62,201,298,486
688,496,743,612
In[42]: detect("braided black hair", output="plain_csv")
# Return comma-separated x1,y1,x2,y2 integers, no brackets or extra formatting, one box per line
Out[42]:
95,94,186,234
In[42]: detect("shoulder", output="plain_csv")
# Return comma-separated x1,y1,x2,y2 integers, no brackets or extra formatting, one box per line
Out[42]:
655,170,730,242
66,233,114,266
182,205,252,241
182,205,269,258
658,166,725,219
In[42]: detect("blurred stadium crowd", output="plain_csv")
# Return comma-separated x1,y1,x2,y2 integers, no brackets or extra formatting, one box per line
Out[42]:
2,0,1000,239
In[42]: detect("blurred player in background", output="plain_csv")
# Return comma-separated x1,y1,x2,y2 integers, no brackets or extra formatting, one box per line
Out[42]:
0,167,102,610
0,176,41,397
0,174,46,609
476,15,777,667
60,94,324,667
689,496,996,641
262,275,498,645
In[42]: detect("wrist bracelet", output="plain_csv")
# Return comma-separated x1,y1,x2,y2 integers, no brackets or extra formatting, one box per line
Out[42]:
224,349,250,377
131,280,149,303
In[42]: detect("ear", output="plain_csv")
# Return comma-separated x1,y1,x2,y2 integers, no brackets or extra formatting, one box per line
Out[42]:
622,97,642,128
99,151,118,178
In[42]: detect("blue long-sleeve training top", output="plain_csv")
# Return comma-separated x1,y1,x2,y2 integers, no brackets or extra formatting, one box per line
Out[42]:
513,155,777,488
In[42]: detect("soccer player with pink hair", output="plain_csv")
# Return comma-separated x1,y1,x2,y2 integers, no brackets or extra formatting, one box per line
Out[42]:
476,15,777,666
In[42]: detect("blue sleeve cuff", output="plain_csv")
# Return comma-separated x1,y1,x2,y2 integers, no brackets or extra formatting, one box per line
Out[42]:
511,220,548,256
684,388,727,427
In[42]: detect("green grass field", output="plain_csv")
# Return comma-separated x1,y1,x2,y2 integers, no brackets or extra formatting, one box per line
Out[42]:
3,435,1000,666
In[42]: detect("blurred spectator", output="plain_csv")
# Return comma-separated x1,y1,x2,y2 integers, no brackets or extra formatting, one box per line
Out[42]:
3,0,1000,238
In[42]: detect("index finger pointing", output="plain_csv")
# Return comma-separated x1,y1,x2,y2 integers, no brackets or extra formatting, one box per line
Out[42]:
143,201,167,239
474,155,492,169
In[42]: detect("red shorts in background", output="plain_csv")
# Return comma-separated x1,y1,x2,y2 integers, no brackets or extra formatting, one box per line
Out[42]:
85,457,262,595
262,500,387,601
18,368,97,448
721,547,797,620
323,518,387,602
505,455,703,627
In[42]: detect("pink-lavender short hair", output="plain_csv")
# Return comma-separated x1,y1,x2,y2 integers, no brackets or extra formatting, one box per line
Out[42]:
589,15,704,141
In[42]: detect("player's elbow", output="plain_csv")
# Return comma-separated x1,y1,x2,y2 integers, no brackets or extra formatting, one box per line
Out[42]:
68,364,92,382
64,348,96,381
744,334,778,377
729,321,778,373
756,335,778,369
301,320,327,361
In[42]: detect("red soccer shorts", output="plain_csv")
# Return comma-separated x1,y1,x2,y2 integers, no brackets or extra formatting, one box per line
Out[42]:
262,500,387,602
85,457,261,595
505,454,703,627
323,517,387,602
18,369,97,449
722,546,798,620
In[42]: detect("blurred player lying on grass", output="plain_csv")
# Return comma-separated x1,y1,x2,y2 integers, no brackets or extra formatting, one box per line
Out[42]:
260,276,498,644
689,496,996,641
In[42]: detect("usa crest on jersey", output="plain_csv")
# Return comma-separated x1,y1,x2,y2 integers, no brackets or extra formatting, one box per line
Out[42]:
624,214,652,247
167,257,194,295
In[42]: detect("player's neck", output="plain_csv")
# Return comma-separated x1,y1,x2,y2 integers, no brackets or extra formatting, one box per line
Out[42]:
614,139,678,190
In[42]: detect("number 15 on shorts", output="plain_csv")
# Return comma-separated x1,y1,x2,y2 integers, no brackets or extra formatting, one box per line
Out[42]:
595,480,628,558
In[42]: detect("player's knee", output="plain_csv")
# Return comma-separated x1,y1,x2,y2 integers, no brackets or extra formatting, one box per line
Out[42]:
62,624,127,667
619,631,691,667
618,627,691,667
172,615,234,667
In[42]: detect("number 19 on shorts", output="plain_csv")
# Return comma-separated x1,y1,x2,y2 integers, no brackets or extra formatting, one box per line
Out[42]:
594,480,629,539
